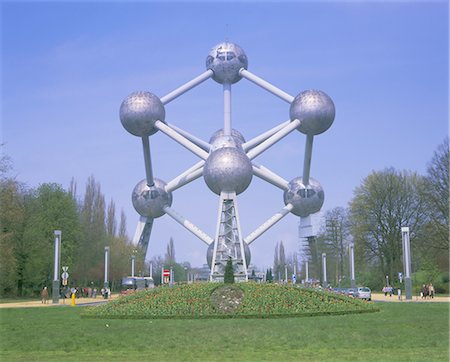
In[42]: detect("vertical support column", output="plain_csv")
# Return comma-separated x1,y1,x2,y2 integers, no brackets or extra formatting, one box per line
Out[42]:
149,263,153,278
210,192,248,282
401,227,413,300
104,246,110,289
131,255,136,278
322,253,327,286
142,136,154,187
223,83,231,136
349,242,356,287
52,230,61,304
302,134,314,186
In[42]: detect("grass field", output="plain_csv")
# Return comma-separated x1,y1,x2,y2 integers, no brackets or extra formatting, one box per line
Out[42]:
0,302,448,361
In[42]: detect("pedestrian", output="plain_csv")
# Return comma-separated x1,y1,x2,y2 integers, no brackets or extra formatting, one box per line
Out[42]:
428,283,435,299
41,286,49,304
93,288,97,298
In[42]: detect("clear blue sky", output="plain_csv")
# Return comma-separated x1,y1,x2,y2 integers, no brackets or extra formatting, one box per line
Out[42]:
1,1,448,269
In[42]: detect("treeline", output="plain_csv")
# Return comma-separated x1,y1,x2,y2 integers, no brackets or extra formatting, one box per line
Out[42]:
0,154,143,296
304,138,449,292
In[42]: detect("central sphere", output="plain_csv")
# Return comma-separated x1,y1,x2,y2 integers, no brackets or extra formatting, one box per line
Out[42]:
206,42,248,84
203,147,253,195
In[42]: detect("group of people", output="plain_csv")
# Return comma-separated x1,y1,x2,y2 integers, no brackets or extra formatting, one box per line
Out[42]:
420,283,435,299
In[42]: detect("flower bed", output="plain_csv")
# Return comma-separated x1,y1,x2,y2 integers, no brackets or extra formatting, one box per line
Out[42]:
82,283,378,319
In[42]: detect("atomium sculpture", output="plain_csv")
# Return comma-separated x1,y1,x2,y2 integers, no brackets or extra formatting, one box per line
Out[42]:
121,42,335,282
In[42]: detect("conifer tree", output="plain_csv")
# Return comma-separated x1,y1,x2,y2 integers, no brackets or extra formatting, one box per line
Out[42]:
224,257,234,284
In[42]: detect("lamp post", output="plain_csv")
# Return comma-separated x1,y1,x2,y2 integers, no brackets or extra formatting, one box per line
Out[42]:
349,242,355,288
52,230,62,304
131,254,136,277
104,246,110,289
401,227,413,300
322,253,327,287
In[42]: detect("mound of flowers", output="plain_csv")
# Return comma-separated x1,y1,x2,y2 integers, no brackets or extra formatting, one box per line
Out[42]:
82,283,378,319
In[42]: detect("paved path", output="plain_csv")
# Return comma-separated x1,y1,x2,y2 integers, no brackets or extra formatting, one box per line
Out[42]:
0,294,119,309
371,292,450,303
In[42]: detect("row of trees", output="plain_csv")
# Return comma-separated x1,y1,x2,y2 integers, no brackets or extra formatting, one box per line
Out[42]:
0,150,148,296
295,138,448,292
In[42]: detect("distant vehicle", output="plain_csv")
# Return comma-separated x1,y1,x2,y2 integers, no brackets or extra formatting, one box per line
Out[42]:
344,288,358,297
121,276,154,294
355,287,371,301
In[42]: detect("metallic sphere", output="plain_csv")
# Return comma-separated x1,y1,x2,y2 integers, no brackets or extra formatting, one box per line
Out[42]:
283,177,324,217
203,147,253,195
206,42,248,84
120,91,166,137
209,129,246,151
132,178,172,218
206,242,251,269
289,90,335,135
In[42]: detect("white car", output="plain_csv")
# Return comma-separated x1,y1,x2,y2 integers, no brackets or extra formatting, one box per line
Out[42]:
355,287,372,301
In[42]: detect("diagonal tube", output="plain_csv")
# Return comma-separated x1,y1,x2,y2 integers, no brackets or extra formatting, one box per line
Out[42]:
160,69,213,105
154,120,209,160
246,119,301,160
165,162,204,193
244,204,294,245
167,123,211,152
164,206,214,245
252,163,289,191
243,120,290,152
239,69,294,103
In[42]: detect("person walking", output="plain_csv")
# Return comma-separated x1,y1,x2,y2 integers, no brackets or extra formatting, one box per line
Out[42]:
428,283,435,299
41,286,49,304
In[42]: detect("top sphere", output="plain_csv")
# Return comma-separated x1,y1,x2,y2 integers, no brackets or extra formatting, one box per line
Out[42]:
120,91,165,137
289,90,335,135
206,42,248,84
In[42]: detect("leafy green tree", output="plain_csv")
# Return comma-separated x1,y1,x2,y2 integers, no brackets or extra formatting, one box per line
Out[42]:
418,138,449,269
318,207,350,285
224,257,234,284
20,183,81,295
350,168,427,286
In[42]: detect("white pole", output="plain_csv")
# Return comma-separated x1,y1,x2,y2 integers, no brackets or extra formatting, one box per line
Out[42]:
243,120,290,152
322,253,327,286
52,230,61,304
104,246,110,288
167,123,211,152
131,255,136,277
165,160,205,193
223,83,232,136
305,261,309,282
349,243,355,287
150,263,153,278
401,227,413,300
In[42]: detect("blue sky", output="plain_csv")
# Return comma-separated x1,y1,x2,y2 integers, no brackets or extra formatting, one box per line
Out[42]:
1,1,448,270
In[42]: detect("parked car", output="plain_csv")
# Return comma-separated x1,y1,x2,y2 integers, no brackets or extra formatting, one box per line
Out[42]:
355,287,372,301
345,288,358,297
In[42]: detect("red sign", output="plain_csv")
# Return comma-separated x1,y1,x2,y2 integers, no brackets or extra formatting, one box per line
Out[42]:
163,269,170,277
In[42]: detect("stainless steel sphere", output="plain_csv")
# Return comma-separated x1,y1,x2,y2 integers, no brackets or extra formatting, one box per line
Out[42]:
209,129,246,151
203,147,253,195
132,178,172,218
206,242,251,269
120,91,166,137
206,42,248,84
289,90,335,135
283,177,324,217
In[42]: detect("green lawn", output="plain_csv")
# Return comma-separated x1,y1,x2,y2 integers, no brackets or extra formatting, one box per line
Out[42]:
0,302,448,361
